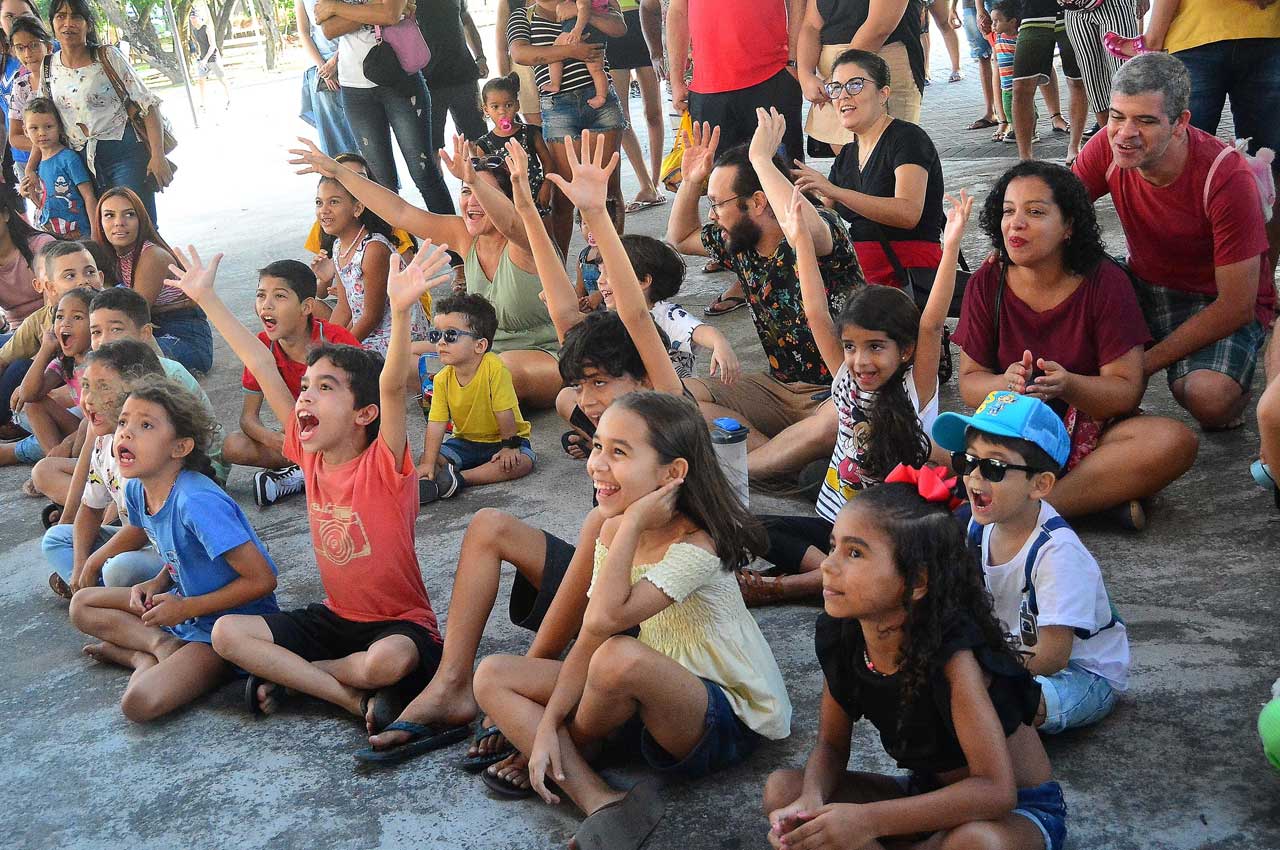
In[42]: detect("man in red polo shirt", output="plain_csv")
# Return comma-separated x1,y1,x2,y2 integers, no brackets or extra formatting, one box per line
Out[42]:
222,259,359,506
1074,53,1272,430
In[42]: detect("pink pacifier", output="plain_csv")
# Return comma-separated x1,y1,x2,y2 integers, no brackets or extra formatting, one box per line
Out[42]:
498,118,513,132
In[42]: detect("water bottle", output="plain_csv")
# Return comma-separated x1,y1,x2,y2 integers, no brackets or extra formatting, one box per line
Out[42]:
418,352,450,430
710,417,750,508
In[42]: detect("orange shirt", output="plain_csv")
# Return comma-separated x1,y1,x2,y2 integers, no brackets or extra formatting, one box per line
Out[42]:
284,416,440,638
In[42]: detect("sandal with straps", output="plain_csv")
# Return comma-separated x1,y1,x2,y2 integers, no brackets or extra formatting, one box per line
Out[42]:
1103,31,1152,60
736,569,788,608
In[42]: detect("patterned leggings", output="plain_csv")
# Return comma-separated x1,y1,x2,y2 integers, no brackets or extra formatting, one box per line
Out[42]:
1066,0,1139,115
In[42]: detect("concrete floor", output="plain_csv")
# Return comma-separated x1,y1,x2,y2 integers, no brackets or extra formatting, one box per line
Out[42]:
1,54,1278,850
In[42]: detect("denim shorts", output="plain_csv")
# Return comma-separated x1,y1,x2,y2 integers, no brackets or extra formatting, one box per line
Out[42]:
896,773,1067,850
438,435,536,471
962,7,992,59
637,678,760,780
1036,662,1118,735
540,85,626,142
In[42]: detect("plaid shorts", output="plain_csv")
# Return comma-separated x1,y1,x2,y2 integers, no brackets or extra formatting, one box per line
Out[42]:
1134,279,1266,390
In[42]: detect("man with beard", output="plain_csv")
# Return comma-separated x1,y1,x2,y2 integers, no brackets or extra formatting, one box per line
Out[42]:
668,115,865,481
1073,53,1272,431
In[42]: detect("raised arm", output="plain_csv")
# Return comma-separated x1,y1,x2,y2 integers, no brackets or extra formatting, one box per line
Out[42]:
748,107,833,254
439,134,532,255
779,186,843,377
911,191,972,405
504,138,584,341
381,243,454,459
168,248,297,428
548,130,683,396
666,121,718,257
289,137,470,246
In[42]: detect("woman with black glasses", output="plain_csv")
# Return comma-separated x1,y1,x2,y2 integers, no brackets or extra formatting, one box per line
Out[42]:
292,135,562,408
790,49,946,291
951,159,1199,530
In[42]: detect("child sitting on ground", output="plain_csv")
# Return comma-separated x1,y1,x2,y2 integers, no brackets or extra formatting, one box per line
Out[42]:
68,379,279,723
174,243,455,735
32,286,229,509
933,392,1130,734
573,204,609,313
474,74,555,212
22,97,94,238
764,467,1066,850
220,260,357,507
42,341,167,599
418,293,535,503
543,0,610,108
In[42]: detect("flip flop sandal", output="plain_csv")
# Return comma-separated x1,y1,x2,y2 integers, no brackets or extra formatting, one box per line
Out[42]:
48,570,72,600
702,295,747,316
571,779,665,850
41,503,61,530
361,687,406,736
625,196,667,214
352,720,471,766
481,761,536,799
243,676,295,717
948,71,963,82
1050,113,1070,134
702,260,727,274
459,723,516,772
966,117,998,130
1103,31,1150,59
561,430,589,460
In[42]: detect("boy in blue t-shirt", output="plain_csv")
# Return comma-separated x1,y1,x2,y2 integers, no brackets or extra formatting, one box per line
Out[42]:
934,392,1130,735
23,97,95,238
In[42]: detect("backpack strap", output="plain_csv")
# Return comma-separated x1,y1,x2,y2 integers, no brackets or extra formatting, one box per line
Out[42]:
966,514,984,553
1202,144,1237,212
1022,514,1120,640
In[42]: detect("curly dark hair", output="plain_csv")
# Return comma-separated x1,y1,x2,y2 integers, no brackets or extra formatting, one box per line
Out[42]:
126,379,220,482
978,160,1106,277
835,286,932,479
558,310,671,385
620,235,686,303
850,481,1019,732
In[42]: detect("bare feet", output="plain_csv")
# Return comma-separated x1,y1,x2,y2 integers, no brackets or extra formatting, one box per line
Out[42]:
83,641,155,671
485,751,531,791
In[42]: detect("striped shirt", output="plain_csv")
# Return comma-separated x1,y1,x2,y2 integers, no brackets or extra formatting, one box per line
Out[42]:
506,4,609,95
994,34,1016,91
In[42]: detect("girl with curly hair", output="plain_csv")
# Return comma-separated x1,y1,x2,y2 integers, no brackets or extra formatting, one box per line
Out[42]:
69,378,279,723
951,160,1198,530
764,469,1067,850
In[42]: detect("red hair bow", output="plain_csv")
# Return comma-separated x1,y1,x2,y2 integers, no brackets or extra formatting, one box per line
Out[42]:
884,464,965,510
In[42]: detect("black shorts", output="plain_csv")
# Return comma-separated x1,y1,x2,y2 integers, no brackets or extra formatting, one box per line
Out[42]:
760,514,833,573
264,603,443,693
606,9,651,70
509,530,575,632
689,68,805,163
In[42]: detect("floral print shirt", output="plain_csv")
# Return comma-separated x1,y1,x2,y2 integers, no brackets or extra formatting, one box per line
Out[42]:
46,46,160,174
336,232,431,355
701,207,864,386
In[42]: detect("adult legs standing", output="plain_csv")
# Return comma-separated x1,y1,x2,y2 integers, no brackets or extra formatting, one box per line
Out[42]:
303,65,361,156
93,126,157,224
429,79,488,150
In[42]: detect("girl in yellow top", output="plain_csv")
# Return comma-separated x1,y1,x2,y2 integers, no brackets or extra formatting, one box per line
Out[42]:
475,390,792,850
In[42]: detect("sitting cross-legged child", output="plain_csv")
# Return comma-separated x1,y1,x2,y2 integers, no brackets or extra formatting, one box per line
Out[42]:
68,378,279,723
417,293,535,503
42,341,167,600
219,260,357,507
764,467,1067,850
173,242,457,735
933,392,1130,735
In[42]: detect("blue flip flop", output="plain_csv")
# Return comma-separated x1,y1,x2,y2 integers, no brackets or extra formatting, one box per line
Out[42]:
352,720,470,766
1251,459,1275,488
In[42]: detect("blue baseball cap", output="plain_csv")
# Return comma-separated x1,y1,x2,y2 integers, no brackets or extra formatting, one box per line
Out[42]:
931,391,1070,468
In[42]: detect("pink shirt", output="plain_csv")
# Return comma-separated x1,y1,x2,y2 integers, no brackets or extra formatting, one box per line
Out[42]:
688,0,789,94
0,233,54,327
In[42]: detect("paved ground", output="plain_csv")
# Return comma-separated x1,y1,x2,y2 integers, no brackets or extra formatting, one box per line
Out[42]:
1,44,1277,850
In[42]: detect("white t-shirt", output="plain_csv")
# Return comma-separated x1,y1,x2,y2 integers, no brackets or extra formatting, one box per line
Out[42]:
82,433,127,519
337,9,379,88
815,363,939,523
650,300,703,379
977,501,1130,690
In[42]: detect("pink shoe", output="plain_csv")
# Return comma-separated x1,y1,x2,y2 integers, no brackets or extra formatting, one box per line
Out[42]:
1103,31,1150,60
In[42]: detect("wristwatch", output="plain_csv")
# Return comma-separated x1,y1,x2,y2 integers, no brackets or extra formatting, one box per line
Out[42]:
501,436,524,450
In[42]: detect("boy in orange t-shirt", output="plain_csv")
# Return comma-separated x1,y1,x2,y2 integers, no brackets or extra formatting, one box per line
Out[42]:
174,242,469,744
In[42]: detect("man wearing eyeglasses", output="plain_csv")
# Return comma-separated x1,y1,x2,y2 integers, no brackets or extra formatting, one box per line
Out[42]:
667,110,866,482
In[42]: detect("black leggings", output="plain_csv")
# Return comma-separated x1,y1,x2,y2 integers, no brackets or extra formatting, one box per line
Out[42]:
760,515,833,574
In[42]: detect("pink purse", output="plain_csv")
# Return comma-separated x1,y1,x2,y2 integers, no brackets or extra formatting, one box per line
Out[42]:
377,13,430,74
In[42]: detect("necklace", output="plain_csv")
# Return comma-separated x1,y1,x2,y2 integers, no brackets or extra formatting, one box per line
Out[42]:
337,225,366,267
863,647,891,677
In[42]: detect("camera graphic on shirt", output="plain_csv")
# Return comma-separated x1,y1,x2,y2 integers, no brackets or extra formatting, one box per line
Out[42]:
314,504,371,566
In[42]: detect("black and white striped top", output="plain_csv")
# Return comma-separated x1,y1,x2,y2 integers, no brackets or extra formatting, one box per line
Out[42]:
506,6,610,96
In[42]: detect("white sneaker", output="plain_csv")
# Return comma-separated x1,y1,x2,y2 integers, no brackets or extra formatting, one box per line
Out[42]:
254,465,305,507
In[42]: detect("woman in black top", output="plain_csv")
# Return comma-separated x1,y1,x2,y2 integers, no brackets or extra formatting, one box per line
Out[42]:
762,476,1066,850
792,49,945,290
796,0,926,149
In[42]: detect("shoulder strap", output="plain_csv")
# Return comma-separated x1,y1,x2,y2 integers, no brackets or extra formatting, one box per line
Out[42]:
966,516,984,552
873,221,913,294
992,262,1007,363
97,47,134,111
1202,144,1237,212
1022,515,1119,639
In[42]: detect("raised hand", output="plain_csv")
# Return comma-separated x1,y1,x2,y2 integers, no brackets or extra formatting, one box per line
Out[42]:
287,136,341,178
941,190,974,249
166,246,223,306
778,185,815,251
386,241,453,314
439,134,480,184
504,138,534,200
791,159,835,199
748,107,787,164
679,121,720,188
545,129,618,215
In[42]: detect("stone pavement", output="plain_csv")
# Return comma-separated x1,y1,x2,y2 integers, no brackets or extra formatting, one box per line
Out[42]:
0,51,1277,850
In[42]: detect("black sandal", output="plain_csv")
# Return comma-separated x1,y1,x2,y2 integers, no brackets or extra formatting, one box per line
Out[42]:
458,723,516,772
561,430,589,460
481,761,535,799
41,503,61,529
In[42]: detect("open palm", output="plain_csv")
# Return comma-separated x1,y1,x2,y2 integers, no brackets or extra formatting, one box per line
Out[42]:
387,241,453,313
545,130,618,215
680,121,719,186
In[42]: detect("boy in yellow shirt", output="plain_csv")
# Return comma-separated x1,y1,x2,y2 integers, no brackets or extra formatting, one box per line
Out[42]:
417,293,534,503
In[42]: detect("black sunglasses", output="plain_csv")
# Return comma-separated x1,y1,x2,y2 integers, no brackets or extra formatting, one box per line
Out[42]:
470,155,507,171
951,451,1040,483
426,328,480,344
823,77,869,99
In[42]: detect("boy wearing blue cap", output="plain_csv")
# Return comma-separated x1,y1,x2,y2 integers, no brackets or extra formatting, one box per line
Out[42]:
933,391,1130,734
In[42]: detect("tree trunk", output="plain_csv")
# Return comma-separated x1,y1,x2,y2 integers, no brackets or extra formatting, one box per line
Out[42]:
250,0,281,69
99,0,186,86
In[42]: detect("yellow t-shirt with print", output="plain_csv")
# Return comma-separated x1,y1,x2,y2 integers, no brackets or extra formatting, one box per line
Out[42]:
427,351,532,442
1164,0,1280,54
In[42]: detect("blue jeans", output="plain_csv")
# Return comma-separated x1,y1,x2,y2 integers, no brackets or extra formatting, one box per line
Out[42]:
438,435,536,470
43,523,163,586
1035,662,1118,734
341,77,456,214
539,85,627,142
1176,38,1280,167
301,65,360,157
428,78,487,152
153,306,214,377
962,7,993,59
92,124,158,225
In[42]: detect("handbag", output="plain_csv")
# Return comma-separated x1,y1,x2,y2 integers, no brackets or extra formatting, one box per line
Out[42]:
362,22,426,95
660,111,693,192
97,49,177,155
380,14,430,73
